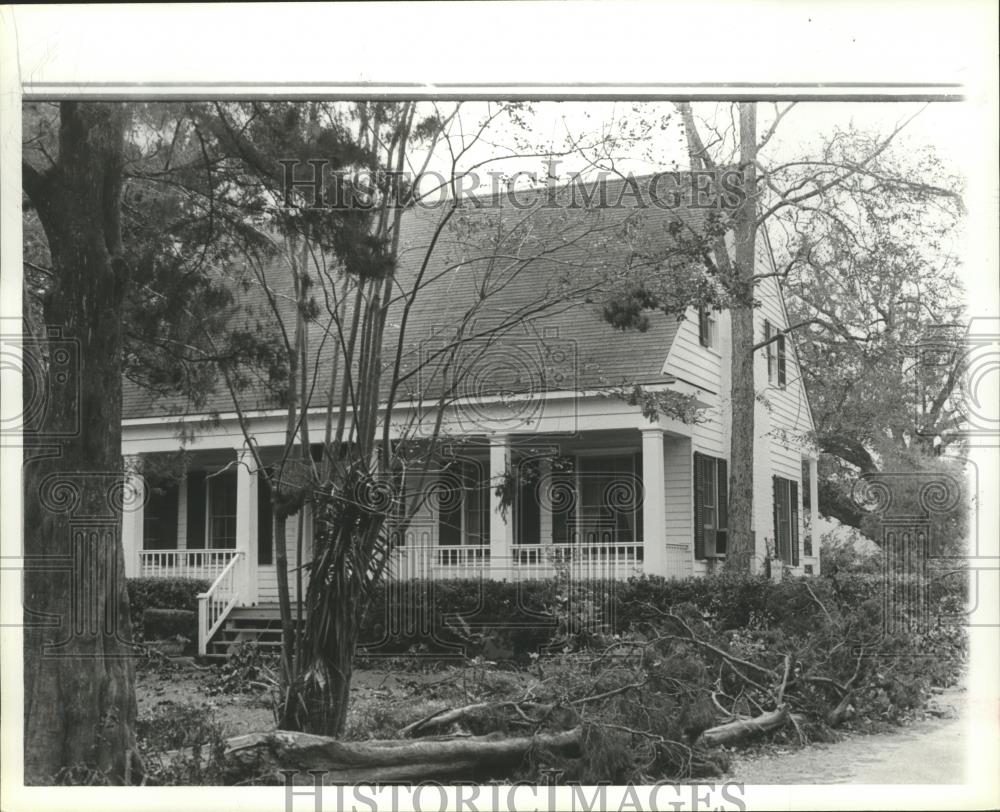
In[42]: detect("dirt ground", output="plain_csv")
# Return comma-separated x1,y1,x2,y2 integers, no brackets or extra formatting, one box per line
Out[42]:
136,659,527,741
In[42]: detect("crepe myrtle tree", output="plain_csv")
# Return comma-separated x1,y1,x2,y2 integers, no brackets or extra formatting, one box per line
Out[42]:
597,101,963,572
166,100,703,735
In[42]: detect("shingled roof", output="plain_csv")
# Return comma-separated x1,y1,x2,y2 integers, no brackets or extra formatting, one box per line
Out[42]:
123,173,711,421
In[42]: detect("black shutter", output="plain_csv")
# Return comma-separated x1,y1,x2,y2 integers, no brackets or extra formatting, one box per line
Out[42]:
790,480,800,566
186,471,207,549
258,472,274,565
777,335,787,386
764,320,774,381
716,458,728,556
771,475,780,564
693,453,706,559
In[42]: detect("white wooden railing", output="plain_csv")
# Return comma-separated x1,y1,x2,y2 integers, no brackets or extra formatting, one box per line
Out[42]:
389,545,491,581
140,549,239,581
196,552,245,655
387,542,644,582
509,542,644,581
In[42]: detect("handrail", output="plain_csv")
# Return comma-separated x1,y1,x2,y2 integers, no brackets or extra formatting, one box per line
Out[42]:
196,551,244,655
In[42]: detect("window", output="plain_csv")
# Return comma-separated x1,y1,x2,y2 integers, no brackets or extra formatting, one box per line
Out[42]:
694,453,728,558
184,469,238,550
515,465,542,545
208,469,238,549
143,481,179,550
772,475,800,566
438,460,490,546
764,319,786,387
258,472,274,565
551,454,642,545
698,305,714,348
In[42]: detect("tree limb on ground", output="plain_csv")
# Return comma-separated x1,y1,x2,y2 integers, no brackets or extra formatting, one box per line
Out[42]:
220,727,582,783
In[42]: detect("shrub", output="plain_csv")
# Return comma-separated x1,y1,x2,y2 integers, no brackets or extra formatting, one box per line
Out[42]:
127,577,212,618
206,641,279,697
137,701,229,785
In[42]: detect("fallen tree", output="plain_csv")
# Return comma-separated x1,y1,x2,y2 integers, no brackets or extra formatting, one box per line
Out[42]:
191,728,582,784
142,570,966,785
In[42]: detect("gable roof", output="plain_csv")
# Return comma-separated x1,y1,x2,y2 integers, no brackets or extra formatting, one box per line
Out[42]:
123,173,715,421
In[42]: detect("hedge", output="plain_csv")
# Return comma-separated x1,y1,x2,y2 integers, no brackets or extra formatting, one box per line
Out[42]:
355,570,966,662
127,577,212,620
143,608,198,642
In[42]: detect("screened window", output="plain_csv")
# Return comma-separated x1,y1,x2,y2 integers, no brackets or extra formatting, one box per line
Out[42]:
551,454,642,545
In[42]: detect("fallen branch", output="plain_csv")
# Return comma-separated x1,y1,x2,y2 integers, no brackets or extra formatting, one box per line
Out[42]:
398,678,646,738
697,707,789,748
222,728,582,783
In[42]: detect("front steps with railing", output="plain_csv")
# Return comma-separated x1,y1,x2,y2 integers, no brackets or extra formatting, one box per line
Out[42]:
203,605,286,658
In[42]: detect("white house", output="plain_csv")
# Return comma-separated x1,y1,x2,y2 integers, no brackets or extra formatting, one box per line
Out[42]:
118,174,820,653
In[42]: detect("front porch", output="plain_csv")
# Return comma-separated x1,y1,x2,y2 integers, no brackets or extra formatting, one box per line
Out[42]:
122,427,696,652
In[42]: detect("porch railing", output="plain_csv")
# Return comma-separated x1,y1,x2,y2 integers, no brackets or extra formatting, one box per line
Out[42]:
140,549,239,581
509,542,644,581
196,551,245,655
389,545,491,581
386,542,644,582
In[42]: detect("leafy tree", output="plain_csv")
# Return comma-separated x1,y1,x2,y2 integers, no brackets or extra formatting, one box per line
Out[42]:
20,101,283,782
776,134,967,537
21,102,140,784
598,102,963,571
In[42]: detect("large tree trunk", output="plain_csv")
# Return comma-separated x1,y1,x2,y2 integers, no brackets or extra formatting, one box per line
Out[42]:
724,102,759,572
22,102,139,783
678,102,759,573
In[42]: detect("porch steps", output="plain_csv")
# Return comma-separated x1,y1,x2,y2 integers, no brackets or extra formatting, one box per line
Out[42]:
205,605,295,658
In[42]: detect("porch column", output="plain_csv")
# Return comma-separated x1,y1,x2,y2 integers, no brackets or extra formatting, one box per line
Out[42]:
809,455,820,573
489,434,513,579
122,454,144,578
640,427,668,577
235,446,258,604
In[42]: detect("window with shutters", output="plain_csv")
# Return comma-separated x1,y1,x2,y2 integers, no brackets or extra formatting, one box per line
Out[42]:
764,319,787,387
772,475,800,566
693,453,728,559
